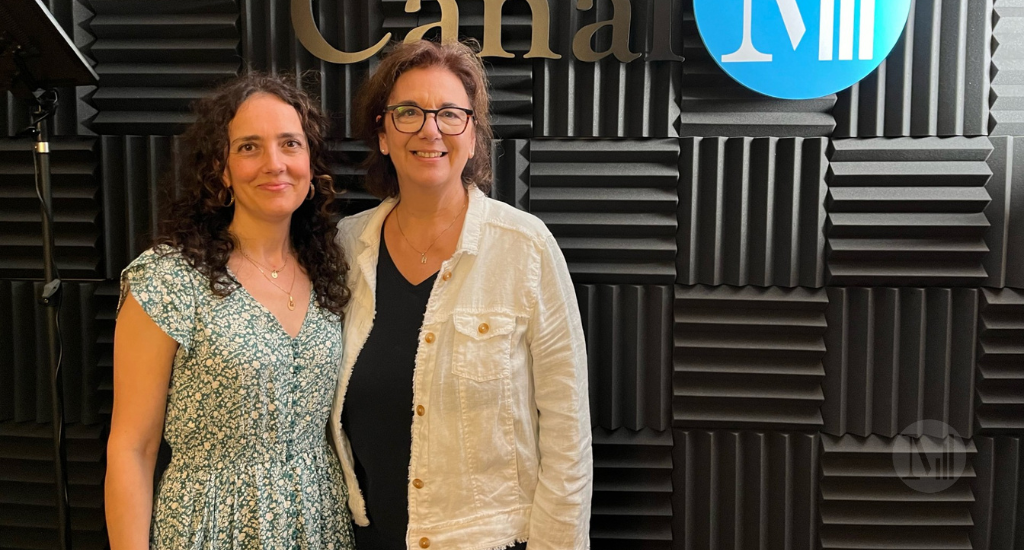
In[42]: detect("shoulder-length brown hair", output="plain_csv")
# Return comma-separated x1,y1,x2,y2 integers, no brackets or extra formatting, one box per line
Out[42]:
353,39,493,198
155,72,350,318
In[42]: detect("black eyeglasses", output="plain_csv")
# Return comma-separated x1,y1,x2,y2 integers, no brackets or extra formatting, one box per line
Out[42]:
384,104,475,135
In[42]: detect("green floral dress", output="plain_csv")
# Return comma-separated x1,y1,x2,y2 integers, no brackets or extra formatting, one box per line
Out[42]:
119,247,355,549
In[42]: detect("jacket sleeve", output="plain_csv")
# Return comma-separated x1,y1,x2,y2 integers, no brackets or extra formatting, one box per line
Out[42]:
525,233,593,550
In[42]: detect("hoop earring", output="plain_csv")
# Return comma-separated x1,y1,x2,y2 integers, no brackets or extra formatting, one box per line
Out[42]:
307,182,316,200
221,188,234,208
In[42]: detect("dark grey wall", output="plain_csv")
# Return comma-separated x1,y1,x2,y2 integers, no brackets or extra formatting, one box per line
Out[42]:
0,0,1022,548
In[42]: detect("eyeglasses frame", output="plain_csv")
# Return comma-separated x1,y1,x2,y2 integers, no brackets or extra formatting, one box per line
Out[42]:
383,104,475,136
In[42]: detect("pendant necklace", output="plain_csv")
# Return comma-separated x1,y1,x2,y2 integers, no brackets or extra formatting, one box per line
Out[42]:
239,249,287,278
395,195,468,264
240,249,298,310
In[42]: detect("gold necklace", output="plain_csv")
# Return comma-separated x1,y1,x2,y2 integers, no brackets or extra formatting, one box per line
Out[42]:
240,249,298,310
394,195,468,264
239,249,287,278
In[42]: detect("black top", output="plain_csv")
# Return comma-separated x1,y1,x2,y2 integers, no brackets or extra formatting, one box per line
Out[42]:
342,231,436,549
342,230,527,550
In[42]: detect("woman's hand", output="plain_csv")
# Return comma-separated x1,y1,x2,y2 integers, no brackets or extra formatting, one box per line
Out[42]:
105,291,176,549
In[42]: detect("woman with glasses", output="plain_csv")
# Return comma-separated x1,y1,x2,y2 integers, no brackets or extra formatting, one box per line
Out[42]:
330,40,592,549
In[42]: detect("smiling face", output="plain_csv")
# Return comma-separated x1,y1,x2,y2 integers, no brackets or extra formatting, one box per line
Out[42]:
222,93,312,223
378,66,476,194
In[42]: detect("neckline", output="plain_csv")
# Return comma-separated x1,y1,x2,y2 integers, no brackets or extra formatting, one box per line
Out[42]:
380,226,438,290
225,265,314,341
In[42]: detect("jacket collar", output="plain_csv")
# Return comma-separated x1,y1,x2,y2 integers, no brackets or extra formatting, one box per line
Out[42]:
356,185,488,258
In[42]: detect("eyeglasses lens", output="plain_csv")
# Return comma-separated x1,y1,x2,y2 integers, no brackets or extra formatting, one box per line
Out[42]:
391,106,468,135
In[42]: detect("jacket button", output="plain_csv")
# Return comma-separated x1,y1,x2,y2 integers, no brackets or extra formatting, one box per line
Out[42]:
416,405,425,416
419,538,430,548
424,332,435,344
442,271,451,281
478,323,489,334
413,478,424,489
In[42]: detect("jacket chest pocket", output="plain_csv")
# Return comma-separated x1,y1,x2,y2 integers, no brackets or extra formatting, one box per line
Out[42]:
451,312,515,382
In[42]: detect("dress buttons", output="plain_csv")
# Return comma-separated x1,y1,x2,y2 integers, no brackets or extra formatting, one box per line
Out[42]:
478,322,489,334
442,271,451,281
416,405,425,416
419,537,430,548
413,478,424,489
424,332,435,344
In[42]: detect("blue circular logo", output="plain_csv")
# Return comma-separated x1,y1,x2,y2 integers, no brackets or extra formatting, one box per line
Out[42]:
694,0,912,99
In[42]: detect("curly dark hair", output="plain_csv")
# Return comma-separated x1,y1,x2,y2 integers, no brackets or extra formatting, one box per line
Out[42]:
155,72,350,318
353,39,494,198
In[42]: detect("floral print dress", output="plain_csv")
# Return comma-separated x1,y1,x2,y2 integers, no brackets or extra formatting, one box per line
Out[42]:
119,247,354,549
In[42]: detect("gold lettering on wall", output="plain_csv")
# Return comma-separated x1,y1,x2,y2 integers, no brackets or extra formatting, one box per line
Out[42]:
480,0,560,59
572,0,640,63
404,0,460,43
291,0,390,64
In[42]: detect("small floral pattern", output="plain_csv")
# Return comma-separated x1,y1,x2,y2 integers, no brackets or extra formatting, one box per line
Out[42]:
120,247,354,549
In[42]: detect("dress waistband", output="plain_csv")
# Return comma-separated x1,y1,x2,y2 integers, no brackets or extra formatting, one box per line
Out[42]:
167,438,331,471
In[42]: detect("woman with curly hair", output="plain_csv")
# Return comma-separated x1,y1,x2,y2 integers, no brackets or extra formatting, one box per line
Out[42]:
105,73,354,549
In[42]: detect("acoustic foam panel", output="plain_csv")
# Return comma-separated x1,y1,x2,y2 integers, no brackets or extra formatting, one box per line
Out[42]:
533,0,681,138
327,139,380,218
591,428,673,549
834,0,992,138
671,430,819,550
529,139,678,284
99,135,183,279
976,288,1024,433
240,0,381,139
823,287,977,439
826,137,993,286
0,281,103,425
91,282,117,422
819,433,976,550
0,283,117,547
990,0,1024,136
491,139,530,210
970,436,1024,550
577,285,672,432
0,138,102,280
678,137,828,288
677,1,835,138
81,0,240,135
983,136,1024,289
0,422,108,550
674,285,827,430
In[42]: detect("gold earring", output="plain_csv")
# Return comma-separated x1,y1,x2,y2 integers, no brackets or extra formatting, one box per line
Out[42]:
221,188,234,207
308,182,316,200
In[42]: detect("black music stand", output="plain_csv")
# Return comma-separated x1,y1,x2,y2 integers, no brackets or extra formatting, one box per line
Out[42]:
0,1,98,548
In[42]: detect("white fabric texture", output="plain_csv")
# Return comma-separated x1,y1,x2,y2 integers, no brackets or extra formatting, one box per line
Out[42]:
329,187,593,550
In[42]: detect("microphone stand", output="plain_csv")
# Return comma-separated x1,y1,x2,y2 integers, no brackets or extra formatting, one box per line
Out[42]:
1,2,98,547
25,89,72,550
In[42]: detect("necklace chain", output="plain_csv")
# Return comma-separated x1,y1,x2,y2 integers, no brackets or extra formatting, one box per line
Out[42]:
239,250,287,278
240,249,298,310
394,195,468,264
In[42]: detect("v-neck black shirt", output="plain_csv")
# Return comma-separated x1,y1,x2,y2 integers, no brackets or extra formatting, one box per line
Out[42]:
341,231,436,549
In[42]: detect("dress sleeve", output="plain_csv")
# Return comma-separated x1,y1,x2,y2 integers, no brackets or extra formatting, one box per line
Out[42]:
118,247,197,351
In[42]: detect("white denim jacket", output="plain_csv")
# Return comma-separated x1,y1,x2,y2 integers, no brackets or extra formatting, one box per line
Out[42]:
329,187,592,550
